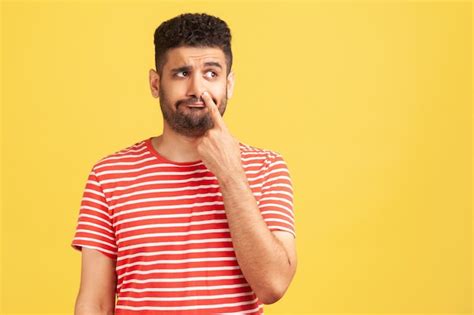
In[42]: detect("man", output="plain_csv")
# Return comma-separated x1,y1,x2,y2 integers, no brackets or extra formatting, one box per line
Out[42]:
72,13,296,314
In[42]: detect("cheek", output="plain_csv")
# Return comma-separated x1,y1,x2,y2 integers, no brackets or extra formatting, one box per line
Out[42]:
209,84,227,103
161,82,183,101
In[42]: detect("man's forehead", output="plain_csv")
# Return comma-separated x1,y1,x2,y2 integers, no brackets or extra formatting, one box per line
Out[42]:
165,46,225,67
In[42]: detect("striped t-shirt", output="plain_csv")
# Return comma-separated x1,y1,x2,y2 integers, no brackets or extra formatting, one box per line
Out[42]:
71,136,296,314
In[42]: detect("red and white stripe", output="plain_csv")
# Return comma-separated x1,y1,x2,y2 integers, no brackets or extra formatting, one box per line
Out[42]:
71,136,295,314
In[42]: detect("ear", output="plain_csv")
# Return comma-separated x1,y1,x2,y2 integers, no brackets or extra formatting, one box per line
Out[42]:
226,71,235,99
149,68,160,98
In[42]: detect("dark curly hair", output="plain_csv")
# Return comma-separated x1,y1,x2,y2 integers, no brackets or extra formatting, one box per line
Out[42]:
153,13,233,77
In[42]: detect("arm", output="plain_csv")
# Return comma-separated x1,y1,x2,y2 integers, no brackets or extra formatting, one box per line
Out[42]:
197,91,297,304
218,171,297,304
74,248,117,315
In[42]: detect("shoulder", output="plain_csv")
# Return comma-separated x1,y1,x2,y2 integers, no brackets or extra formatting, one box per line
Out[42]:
239,143,292,189
238,142,288,166
90,137,150,174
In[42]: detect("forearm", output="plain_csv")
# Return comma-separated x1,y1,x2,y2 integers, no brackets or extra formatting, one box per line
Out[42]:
218,169,293,304
75,305,114,315
74,293,115,315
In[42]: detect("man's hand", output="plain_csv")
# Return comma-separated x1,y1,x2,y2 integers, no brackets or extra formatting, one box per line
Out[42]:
196,91,243,180
196,92,296,304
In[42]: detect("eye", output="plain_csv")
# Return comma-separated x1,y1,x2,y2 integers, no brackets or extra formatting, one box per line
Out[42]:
205,71,218,78
175,71,188,78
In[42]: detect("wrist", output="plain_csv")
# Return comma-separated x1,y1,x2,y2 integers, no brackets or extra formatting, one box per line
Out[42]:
217,166,247,188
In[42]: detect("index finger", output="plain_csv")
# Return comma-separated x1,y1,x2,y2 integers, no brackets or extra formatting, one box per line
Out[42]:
201,91,225,128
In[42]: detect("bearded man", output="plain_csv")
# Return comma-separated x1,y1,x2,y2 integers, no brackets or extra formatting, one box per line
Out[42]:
72,12,297,315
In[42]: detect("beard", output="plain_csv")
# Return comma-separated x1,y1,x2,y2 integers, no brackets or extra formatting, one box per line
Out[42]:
158,84,228,138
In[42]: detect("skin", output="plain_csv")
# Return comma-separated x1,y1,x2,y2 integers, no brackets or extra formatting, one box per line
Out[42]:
148,46,297,304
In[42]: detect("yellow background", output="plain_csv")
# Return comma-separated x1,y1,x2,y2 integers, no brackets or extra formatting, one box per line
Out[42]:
1,0,471,314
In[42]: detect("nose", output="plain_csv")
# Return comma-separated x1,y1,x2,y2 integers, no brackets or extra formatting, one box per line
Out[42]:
186,72,205,99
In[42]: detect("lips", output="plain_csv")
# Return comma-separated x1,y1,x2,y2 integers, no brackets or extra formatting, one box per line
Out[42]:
187,103,205,108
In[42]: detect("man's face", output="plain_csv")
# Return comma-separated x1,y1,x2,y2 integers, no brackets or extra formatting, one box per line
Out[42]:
150,46,234,138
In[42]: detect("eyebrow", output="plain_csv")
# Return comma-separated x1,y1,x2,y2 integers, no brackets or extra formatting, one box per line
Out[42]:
170,61,223,73
203,61,223,69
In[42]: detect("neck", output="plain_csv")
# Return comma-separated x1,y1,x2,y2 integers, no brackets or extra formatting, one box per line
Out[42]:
152,123,202,163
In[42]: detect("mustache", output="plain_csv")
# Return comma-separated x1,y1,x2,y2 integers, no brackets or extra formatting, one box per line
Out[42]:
176,96,217,107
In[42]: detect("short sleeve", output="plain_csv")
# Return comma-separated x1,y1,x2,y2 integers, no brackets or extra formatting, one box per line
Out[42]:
71,167,118,259
258,153,296,238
